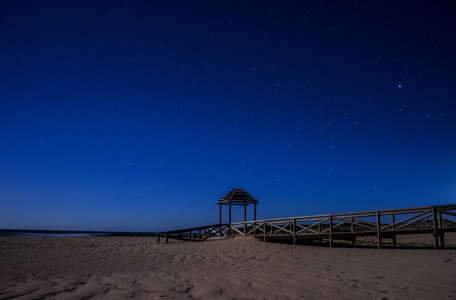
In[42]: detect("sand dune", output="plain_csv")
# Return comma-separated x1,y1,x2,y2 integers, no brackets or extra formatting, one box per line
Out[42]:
1,235,455,299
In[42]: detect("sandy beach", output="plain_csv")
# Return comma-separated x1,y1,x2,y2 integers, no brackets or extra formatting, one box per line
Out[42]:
1,235,455,299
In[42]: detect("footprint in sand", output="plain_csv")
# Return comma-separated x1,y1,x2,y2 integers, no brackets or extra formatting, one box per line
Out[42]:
351,283,360,289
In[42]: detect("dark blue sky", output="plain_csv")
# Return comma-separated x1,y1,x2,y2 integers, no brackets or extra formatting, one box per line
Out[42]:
1,1,455,232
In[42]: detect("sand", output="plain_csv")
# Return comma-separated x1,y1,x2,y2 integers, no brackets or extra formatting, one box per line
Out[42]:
1,235,455,299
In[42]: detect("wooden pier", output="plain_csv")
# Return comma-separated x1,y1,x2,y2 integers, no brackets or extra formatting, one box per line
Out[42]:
157,189,456,249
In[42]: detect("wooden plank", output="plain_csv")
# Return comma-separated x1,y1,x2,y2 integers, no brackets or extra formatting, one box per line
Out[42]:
382,210,431,230
269,222,293,235
296,218,328,234
440,210,456,218
352,218,378,229
395,214,433,231
326,216,375,231
231,226,244,235
160,223,228,235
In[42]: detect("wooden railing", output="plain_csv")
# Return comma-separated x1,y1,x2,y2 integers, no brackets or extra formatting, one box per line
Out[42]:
157,223,230,244
158,204,456,249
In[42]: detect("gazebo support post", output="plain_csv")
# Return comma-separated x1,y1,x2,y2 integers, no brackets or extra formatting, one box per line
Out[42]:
244,204,247,235
219,204,222,237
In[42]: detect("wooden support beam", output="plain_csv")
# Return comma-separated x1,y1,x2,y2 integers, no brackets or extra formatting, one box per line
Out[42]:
219,204,222,237
229,202,232,224
439,211,445,248
219,204,222,225
157,234,160,243
166,233,169,244
329,216,333,248
228,202,232,236
293,218,297,246
432,206,438,250
244,204,247,235
376,211,381,249
391,214,397,248
350,216,355,246
263,222,267,242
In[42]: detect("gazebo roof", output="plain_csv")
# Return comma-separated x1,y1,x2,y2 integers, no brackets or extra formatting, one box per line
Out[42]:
217,188,259,205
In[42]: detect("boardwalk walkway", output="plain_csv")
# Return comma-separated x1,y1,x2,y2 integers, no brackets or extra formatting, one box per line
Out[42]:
158,204,456,249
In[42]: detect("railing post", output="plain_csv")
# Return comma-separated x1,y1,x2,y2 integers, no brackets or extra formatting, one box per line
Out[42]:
432,206,438,250
391,214,397,248
263,222,267,242
165,233,169,244
329,216,333,248
157,234,160,243
198,229,202,241
376,211,381,249
293,218,297,246
350,216,355,246
439,211,445,248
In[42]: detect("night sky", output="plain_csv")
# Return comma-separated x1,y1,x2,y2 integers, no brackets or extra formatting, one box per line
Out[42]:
1,1,455,232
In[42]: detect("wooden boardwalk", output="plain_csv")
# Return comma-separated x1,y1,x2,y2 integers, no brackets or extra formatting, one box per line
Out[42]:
157,204,456,249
